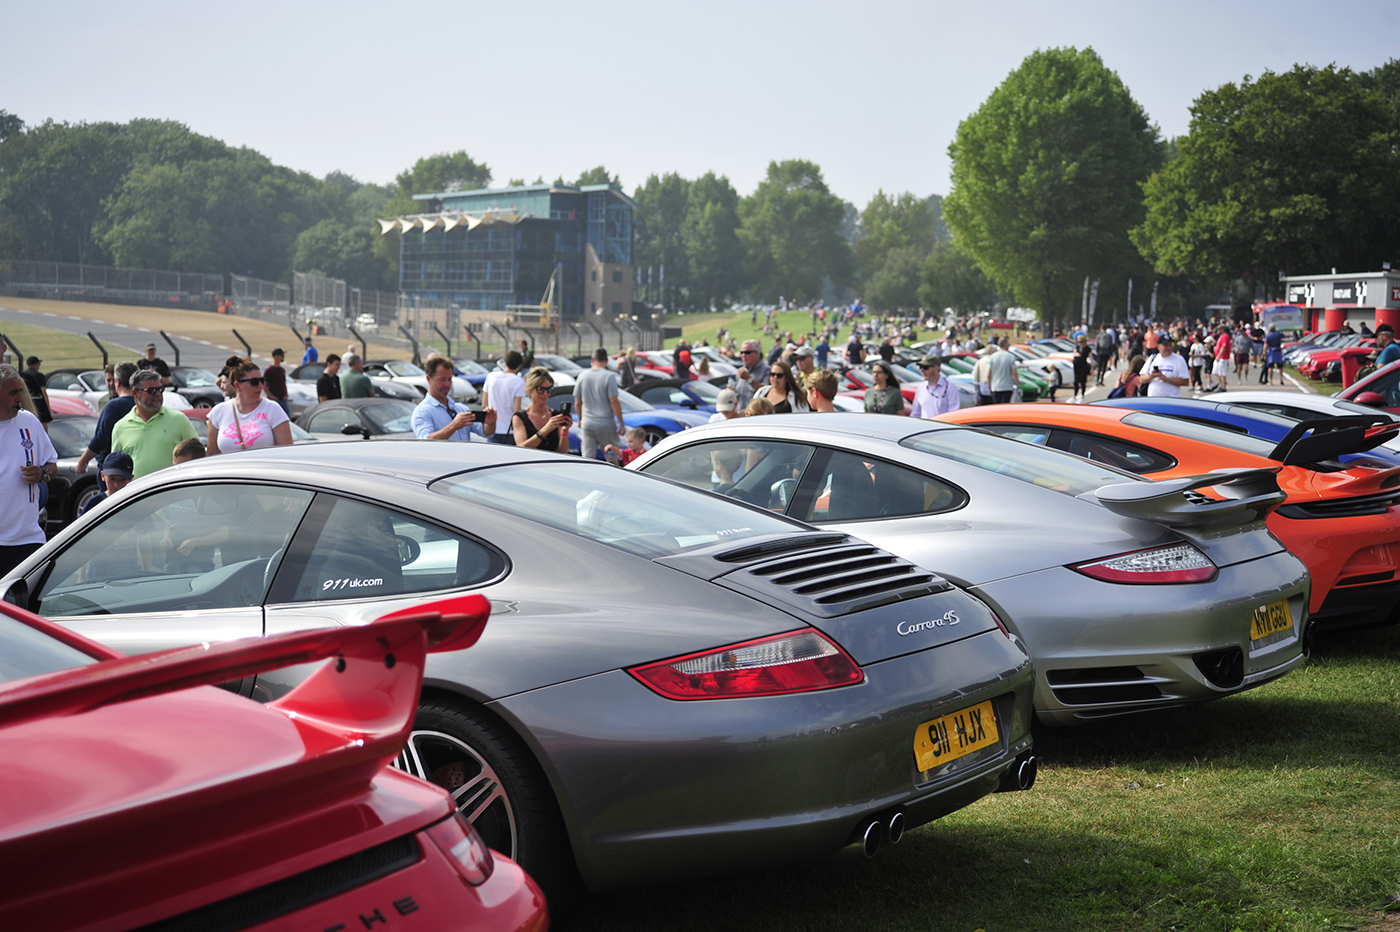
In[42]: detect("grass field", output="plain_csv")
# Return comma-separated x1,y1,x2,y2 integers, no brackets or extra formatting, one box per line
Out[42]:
568,625,1400,932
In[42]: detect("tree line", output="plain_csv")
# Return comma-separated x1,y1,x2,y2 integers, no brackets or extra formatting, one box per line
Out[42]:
3,50,1396,327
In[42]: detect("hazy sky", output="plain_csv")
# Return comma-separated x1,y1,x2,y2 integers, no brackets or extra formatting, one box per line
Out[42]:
5,0,1397,207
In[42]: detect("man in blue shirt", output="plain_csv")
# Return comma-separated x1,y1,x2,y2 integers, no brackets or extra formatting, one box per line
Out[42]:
412,356,496,441
301,336,318,365
75,361,138,486
1375,325,1400,369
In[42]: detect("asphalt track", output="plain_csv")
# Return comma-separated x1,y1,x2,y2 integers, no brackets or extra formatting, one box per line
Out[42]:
0,304,252,370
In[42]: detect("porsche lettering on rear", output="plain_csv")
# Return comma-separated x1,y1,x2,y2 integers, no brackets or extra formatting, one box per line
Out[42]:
897,610,959,636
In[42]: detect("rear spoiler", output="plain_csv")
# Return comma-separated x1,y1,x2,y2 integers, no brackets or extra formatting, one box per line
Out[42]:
1268,415,1400,465
0,594,489,742
1086,467,1285,529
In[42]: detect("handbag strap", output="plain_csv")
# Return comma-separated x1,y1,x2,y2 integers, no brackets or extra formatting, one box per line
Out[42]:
229,402,249,450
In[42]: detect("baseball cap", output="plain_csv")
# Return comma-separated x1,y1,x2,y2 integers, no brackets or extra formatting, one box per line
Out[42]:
919,355,943,368
1377,324,1395,335
145,342,157,351
303,336,313,343
25,356,40,366
272,347,285,356
100,451,134,479
794,346,815,358
715,389,738,411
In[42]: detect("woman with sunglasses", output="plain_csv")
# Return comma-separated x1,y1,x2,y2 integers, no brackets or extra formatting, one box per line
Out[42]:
864,362,904,414
754,359,809,413
511,366,572,453
206,358,293,455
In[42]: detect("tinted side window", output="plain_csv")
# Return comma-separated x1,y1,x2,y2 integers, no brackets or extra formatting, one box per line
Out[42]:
976,423,1052,445
37,485,313,617
307,408,361,435
802,451,966,523
1061,431,1175,474
639,386,673,406
275,496,502,603
643,440,815,511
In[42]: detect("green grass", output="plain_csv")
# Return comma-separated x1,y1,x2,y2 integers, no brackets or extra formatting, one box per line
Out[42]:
0,321,144,371
567,625,1400,932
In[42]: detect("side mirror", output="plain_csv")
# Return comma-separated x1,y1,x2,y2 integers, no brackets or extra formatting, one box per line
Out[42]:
1354,391,1386,407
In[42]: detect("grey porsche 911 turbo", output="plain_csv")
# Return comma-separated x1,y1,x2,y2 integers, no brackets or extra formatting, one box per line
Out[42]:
1,441,1035,893
632,414,1312,727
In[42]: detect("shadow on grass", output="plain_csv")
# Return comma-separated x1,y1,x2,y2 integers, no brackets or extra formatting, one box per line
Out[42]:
565,822,1280,932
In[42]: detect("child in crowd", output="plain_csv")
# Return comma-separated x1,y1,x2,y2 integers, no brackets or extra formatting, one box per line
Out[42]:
173,437,207,465
605,427,648,466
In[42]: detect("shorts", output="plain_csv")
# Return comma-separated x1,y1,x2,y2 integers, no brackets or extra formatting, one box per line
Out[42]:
1212,359,1230,377
1234,352,1249,365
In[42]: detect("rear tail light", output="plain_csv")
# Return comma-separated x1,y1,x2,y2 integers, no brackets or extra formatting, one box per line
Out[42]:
425,811,494,886
1070,543,1217,584
628,629,863,700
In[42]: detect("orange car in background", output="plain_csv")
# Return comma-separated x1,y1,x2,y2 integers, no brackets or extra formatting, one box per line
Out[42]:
941,403,1400,632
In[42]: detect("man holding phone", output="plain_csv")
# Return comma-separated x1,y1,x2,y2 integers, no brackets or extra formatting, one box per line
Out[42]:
1144,336,1191,397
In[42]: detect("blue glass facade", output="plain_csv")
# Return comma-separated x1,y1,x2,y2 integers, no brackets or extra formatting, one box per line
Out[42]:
398,184,633,315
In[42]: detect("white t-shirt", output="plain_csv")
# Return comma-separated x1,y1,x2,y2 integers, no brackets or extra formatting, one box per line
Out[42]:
0,411,58,546
483,371,526,435
207,398,289,453
1146,352,1190,397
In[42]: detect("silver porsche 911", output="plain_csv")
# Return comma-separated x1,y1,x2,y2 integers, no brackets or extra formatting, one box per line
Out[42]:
632,414,1311,727
1,441,1035,892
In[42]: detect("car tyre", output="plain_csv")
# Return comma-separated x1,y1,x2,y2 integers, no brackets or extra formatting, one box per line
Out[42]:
401,700,573,896
642,426,667,447
69,481,101,524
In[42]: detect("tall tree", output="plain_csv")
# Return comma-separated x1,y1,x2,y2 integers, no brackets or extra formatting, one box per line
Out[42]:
918,240,1002,314
738,159,853,304
1134,64,1400,292
394,151,492,197
944,47,1163,335
292,218,390,288
862,245,925,311
575,166,619,186
683,172,745,311
856,190,935,280
632,172,691,309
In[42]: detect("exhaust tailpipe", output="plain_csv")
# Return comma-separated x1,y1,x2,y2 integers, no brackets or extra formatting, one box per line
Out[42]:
886,810,905,846
861,819,882,858
997,753,1038,792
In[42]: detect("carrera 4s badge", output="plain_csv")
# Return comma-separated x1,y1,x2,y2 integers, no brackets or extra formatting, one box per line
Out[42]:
897,610,960,636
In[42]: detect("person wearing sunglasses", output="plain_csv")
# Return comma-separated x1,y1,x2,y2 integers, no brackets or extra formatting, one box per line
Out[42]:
110,369,199,478
205,358,292,455
754,360,809,413
511,366,571,452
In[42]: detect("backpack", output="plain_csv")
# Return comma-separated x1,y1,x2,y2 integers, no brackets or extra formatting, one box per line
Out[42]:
1096,332,1114,353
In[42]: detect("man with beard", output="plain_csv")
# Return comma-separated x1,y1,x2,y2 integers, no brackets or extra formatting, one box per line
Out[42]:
111,369,198,479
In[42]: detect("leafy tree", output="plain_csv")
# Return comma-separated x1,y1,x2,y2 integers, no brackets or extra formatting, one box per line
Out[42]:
925,193,949,243
683,172,745,310
738,159,853,304
1359,58,1400,133
575,166,620,186
395,151,491,197
633,172,691,309
863,245,926,311
0,110,23,143
944,47,1163,335
856,190,935,280
918,240,1003,313
0,118,134,263
292,218,389,286
1133,65,1400,292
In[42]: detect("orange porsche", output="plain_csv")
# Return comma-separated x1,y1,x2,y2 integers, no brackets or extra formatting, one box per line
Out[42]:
941,403,1400,632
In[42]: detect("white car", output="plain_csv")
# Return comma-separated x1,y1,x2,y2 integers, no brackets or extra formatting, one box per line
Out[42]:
1222,390,1400,453
365,359,478,404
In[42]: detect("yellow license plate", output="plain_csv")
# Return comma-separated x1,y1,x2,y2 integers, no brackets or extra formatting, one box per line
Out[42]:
914,699,999,772
1250,599,1292,643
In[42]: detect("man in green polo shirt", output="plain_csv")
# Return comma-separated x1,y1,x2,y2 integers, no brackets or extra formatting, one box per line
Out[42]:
111,370,199,478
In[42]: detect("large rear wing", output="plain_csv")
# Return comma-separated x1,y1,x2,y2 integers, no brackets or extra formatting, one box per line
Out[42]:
1086,467,1285,529
1268,415,1400,465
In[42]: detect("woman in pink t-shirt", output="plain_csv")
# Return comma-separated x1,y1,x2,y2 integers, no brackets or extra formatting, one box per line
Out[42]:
206,358,293,454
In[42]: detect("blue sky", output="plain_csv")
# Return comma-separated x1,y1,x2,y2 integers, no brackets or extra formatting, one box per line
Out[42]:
4,0,1396,207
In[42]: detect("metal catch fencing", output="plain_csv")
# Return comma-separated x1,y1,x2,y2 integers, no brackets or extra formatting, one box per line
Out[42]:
0,259,223,308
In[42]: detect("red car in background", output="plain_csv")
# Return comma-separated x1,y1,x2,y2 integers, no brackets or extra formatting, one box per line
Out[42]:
0,595,549,932
1295,338,1374,380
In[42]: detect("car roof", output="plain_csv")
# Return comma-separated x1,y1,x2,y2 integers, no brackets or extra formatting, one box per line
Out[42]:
663,411,961,445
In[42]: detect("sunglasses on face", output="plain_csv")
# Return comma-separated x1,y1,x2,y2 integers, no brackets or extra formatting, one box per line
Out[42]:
535,385,553,393
136,386,163,396
238,377,266,386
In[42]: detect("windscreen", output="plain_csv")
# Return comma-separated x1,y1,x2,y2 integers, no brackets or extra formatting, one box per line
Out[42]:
903,428,1142,496
433,463,799,558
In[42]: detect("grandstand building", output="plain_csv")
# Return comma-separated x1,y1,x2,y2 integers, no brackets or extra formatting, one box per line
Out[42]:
382,183,636,317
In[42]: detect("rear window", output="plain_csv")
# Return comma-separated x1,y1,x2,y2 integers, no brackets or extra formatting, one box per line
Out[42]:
1121,411,1276,457
902,429,1141,496
432,463,800,558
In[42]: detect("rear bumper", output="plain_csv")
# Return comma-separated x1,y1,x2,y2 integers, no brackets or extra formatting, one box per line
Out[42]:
1312,578,1400,632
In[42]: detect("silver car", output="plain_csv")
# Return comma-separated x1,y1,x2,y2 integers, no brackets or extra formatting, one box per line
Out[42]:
2,441,1035,892
632,414,1311,727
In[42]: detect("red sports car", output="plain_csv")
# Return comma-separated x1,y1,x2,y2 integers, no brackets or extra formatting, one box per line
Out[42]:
0,594,549,932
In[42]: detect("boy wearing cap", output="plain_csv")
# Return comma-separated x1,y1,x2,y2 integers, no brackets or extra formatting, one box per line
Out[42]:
709,389,741,423
79,452,134,517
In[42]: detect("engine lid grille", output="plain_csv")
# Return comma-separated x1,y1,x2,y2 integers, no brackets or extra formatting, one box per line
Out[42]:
720,541,952,618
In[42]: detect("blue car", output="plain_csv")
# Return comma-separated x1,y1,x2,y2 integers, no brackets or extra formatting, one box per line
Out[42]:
547,387,709,457
626,378,724,415
452,357,492,390
1093,396,1400,467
